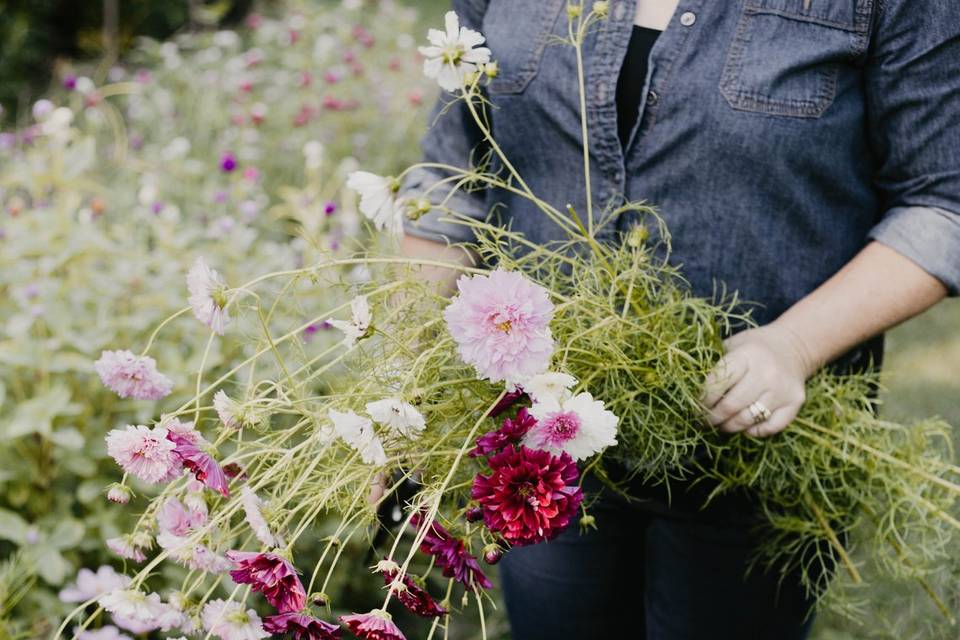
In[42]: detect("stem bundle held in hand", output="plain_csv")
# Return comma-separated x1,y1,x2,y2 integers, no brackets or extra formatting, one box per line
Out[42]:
61,4,958,638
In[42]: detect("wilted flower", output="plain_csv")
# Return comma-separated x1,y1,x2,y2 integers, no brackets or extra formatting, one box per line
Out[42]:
95,350,173,400
329,409,387,466
471,445,582,546
241,486,282,548
105,425,181,484
471,407,537,458
106,535,148,562
262,612,341,639
327,295,373,346
418,11,491,92
376,560,447,618
444,269,554,388
339,610,405,640
226,551,307,613
410,514,491,590
201,599,269,640
187,257,231,335
59,566,131,603
524,391,618,460
366,398,426,439
522,372,577,404
346,171,404,235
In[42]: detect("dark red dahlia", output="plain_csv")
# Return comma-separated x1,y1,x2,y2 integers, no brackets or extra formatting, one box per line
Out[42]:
471,445,582,547
377,560,447,618
263,612,341,639
470,408,537,458
489,389,527,417
339,610,406,640
409,514,493,590
226,550,307,613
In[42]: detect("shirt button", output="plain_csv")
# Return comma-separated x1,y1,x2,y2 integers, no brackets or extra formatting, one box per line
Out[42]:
680,11,697,26
647,90,659,105
613,2,626,20
597,82,609,102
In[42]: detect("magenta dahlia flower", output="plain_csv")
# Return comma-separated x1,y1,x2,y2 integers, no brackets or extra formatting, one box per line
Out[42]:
470,407,537,458
263,612,340,639
471,445,582,546
376,560,446,618
409,515,492,590
226,551,306,613
489,388,527,417
339,610,405,640
105,425,181,484
95,350,173,400
443,269,554,387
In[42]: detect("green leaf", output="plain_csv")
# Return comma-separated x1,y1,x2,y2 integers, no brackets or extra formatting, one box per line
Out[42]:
3,385,80,439
48,427,85,450
33,546,70,586
0,507,29,544
76,480,105,504
49,519,85,550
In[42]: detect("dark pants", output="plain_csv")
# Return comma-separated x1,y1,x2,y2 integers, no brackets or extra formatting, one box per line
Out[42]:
499,479,819,640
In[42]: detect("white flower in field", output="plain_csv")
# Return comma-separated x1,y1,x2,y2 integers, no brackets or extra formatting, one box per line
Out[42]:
99,589,175,627
346,171,404,235
106,535,148,562
157,532,231,573
187,257,231,335
366,398,426,439
327,295,372,347
522,372,578,404
41,107,74,141
302,140,324,170
418,11,492,92
523,392,619,461
213,390,240,429
75,626,132,640
59,565,131,603
202,599,269,640
329,409,387,466
241,486,283,548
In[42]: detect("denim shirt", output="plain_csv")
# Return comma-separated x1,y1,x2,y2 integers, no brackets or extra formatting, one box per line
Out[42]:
404,0,960,330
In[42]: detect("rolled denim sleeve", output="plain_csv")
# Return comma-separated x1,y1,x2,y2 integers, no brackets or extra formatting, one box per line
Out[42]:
402,0,490,245
864,0,960,294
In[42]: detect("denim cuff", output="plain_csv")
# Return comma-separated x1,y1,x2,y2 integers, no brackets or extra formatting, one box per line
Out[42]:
400,166,485,245
868,205,960,295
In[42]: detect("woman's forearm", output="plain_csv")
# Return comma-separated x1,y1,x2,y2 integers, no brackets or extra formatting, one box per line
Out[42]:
772,241,948,377
399,233,477,295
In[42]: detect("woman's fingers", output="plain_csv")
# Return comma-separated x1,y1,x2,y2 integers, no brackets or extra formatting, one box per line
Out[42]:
716,390,777,434
701,353,748,409
745,404,799,438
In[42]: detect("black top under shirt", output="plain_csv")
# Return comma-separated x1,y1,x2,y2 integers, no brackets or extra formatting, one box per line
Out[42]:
616,26,661,147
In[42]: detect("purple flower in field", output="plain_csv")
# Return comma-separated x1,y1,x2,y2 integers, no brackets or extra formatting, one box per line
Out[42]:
339,610,405,640
219,152,238,173
409,514,491,590
226,551,307,613
63,74,78,90
94,349,173,400
324,201,337,216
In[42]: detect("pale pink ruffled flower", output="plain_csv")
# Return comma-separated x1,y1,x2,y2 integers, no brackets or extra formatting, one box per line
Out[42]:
214,390,240,429
95,350,173,400
241,486,281,548
59,565,131,603
106,535,147,563
105,425,181,484
156,497,206,536
418,11,492,92
75,626,132,640
201,599,269,640
187,257,231,335
523,391,619,461
444,269,554,387
157,532,232,573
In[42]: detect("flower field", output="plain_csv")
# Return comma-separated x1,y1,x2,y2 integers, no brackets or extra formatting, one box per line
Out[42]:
1,1,958,639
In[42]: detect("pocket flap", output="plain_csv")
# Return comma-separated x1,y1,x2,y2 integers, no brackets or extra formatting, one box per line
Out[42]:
745,0,868,32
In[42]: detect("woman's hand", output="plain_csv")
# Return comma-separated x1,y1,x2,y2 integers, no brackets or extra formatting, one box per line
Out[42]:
701,323,815,438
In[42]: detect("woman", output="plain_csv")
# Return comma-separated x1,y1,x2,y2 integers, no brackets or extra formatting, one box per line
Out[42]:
400,0,960,637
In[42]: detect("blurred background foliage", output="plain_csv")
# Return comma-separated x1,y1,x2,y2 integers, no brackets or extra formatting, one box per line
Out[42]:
0,0,957,638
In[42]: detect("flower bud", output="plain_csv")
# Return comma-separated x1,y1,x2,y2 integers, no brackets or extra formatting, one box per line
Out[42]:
465,506,484,523
131,531,154,549
627,225,650,247
566,3,583,19
579,514,597,531
374,558,400,574
406,197,431,221
592,1,610,18
482,543,503,565
106,483,133,504
310,591,329,607
482,61,499,79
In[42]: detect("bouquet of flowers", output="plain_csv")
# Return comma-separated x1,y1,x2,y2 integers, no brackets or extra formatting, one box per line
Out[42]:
60,4,960,639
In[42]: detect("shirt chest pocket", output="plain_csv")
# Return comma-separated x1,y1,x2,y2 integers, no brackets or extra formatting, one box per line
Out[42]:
482,0,565,95
720,0,871,118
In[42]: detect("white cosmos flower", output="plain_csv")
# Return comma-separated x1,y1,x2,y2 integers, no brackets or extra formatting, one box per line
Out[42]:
346,171,405,235
187,257,231,335
366,398,426,439
59,565,131,603
202,599,268,640
99,589,177,627
329,409,387,466
523,392,618,461
241,486,283,548
327,295,372,346
522,372,578,404
418,11,492,92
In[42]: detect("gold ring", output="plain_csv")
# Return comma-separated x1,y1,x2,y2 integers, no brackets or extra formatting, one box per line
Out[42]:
748,401,771,425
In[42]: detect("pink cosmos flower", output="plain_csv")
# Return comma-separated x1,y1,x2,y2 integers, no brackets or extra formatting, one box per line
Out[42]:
156,497,206,536
523,392,618,461
443,270,554,387
95,350,173,400
187,257,231,335
339,610,405,640
165,419,230,496
157,533,232,573
471,446,582,547
75,626,131,640
376,560,446,618
226,551,306,613
263,612,341,639
409,515,491,590
201,599,269,640
59,566,131,603
470,407,537,458
106,535,148,563
105,425,181,484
